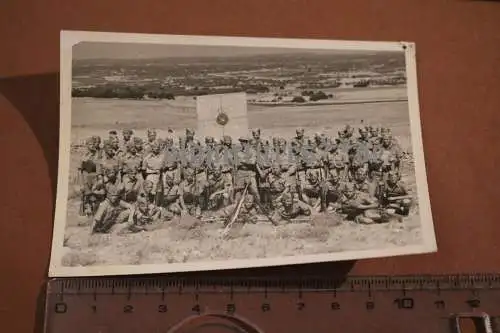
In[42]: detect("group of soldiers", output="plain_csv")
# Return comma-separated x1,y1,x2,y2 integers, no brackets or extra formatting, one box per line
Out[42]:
75,124,414,234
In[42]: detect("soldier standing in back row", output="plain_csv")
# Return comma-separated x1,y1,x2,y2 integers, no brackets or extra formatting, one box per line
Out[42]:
234,136,260,203
142,140,164,202
143,129,158,155
78,137,101,216
162,137,181,185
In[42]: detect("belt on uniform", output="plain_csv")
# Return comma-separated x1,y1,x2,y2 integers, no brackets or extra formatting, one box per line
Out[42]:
164,166,178,171
146,171,161,175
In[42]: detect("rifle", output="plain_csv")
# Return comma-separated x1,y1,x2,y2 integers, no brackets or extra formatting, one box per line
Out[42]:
78,168,85,216
222,183,249,236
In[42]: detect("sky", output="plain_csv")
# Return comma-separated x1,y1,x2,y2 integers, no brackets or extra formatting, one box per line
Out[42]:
72,41,400,60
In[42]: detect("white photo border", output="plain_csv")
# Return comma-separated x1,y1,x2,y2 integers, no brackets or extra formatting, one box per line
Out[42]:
49,30,437,277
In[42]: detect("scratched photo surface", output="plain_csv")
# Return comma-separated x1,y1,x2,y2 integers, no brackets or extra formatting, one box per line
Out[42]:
49,32,436,276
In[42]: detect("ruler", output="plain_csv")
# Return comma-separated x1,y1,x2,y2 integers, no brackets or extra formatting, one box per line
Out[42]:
44,274,500,333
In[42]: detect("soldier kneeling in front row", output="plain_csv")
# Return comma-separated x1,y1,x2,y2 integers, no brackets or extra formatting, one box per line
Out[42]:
338,183,385,225
91,185,132,234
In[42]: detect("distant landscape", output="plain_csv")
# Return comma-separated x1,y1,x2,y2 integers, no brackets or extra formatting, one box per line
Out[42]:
72,51,407,105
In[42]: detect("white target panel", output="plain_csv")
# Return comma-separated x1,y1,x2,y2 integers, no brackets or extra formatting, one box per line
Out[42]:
196,92,249,141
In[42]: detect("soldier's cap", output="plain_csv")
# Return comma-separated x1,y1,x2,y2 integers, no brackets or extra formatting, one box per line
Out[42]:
122,129,133,134
388,170,400,178
107,185,121,196
205,136,215,143
186,128,195,135
280,193,293,202
147,128,157,134
103,139,113,148
356,168,367,176
244,194,255,202
126,141,136,149
251,128,261,134
183,168,195,176
296,128,304,133
343,182,356,192
109,130,118,135
136,196,148,206
238,136,250,142
222,135,232,142
133,137,143,144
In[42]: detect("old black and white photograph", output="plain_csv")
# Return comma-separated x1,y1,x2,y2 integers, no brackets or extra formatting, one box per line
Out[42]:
49,31,436,276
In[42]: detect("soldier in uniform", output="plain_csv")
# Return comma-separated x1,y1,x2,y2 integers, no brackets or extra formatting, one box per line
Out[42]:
320,170,345,212
266,163,291,209
256,140,274,208
162,137,181,185
291,128,306,152
138,180,157,205
234,136,260,203
108,130,120,154
373,134,404,180
133,137,145,158
206,166,233,211
118,129,134,156
350,126,373,175
300,169,323,211
203,136,218,176
93,165,122,204
91,184,132,234
99,140,120,175
142,140,164,202
218,193,259,225
271,193,311,225
338,182,383,224
120,164,143,204
378,171,413,216
297,137,324,184
143,128,158,155
78,137,102,216
323,142,349,181
161,173,182,216
119,141,143,182
178,167,204,218
251,128,263,151
273,137,298,195
127,196,165,233
216,135,235,191
336,125,355,154
352,167,377,197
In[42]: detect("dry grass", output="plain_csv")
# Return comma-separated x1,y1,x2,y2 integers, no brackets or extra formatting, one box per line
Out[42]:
61,88,423,267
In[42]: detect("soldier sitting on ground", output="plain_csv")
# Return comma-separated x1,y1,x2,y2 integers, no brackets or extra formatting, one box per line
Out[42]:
271,192,311,225
320,170,345,212
206,166,232,211
218,193,260,226
338,182,385,225
91,185,132,234
267,163,291,209
138,180,157,205
127,196,165,233
162,173,182,216
178,168,204,218
120,165,143,204
92,165,121,204
300,169,322,212
378,171,413,217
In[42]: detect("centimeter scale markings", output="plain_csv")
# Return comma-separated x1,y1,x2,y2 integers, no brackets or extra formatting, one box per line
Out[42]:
45,274,500,333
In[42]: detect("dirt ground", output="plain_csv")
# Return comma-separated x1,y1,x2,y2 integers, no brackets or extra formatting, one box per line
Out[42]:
61,87,424,267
